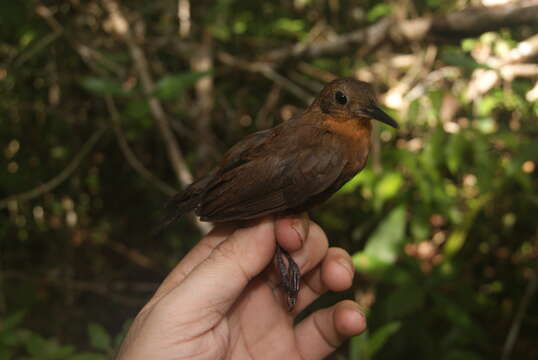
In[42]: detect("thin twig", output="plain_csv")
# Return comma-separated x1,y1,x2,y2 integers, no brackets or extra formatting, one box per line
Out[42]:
38,2,209,234
259,66,313,104
213,1,538,69
12,31,62,68
101,0,193,187
502,266,538,360
260,17,392,65
255,84,281,129
190,32,217,165
467,33,538,99
108,240,158,270
0,128,106,209
2,271,157,307
430,0,538,38
37,5,175,195
105,96,177,196
101,0,211,234
177,0,191,38
217,51,312,103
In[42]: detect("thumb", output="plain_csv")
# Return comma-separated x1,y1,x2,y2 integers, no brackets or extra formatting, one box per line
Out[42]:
162,217,276,317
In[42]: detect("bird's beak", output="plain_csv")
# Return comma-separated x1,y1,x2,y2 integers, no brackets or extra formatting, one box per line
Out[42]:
364,105,399,129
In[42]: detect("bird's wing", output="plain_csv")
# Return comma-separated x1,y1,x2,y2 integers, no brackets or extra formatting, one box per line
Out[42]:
197,126,347,222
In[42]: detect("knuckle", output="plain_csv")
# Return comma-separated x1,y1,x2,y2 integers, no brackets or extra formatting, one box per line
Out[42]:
310,222,329,249
210,240,238,263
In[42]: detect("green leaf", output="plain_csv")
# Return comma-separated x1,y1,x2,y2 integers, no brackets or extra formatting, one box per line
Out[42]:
72,353,108,360
374,172,404,210
367,4,391,22
1,311,25,331
338,168,374,195
446,132,466,174
349,332,368,360
22,330,75,358
273,18,305,34
88,323,111,351
80,77,130,96
366,321,402,358
444,350,483,360
384,282,426,318
153,71,212,100
353,206,406,275
440,52,491,71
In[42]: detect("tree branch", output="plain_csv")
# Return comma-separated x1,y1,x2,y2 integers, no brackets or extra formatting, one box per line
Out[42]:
502,265,538,360
105,96,177,196
0,128,106,209
430,0,538,38
101,0,193,187
218,1,538,68
259,17,392,65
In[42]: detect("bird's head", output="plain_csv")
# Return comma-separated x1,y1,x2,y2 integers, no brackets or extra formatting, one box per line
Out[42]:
316,78,398,129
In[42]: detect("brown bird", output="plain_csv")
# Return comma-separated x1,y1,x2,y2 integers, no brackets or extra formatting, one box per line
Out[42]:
156,77,398,310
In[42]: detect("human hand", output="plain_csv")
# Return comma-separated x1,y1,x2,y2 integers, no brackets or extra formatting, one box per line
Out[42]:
116,216,366,359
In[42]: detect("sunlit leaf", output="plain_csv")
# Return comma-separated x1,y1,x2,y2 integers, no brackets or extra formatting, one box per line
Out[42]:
1,311,25,331
384,282,425,318
338,168,374,195
80,77,130,96
154,71,212,100
88,323,111,351
71,353,108,360
366,322,402,358
444,350,483,360
446,132,466,174
374,172,404,210
367,4,392,22
273,18,305,34
440,52,491,71
353,206,406,274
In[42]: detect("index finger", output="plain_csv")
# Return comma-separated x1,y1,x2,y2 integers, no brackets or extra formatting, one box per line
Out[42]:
150,223,236,303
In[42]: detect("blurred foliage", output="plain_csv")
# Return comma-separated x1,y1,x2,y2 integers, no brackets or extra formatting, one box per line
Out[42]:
1,0,537,359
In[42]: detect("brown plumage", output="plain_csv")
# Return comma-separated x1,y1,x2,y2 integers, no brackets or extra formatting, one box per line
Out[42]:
157,77,398,310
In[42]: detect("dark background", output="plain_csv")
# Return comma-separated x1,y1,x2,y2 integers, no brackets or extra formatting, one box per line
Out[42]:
1,0,538,359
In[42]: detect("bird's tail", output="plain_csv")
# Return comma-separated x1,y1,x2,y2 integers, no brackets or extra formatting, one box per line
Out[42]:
152,169,217,236
152,191,200,236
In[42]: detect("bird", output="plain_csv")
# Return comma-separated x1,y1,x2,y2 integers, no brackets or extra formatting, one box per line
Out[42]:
156,77,398,310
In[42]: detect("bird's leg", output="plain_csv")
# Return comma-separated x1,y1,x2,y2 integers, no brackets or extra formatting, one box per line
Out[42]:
275,245,300,311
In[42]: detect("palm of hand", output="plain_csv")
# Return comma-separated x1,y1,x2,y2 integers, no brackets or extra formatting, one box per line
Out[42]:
117,217,364,360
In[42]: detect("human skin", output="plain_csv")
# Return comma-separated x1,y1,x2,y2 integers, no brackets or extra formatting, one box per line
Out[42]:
116,215,366,360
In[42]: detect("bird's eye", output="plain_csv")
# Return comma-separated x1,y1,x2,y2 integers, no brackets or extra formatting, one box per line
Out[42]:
335,91,347,105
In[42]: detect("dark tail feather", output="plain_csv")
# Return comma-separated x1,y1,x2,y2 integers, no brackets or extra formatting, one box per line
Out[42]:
152,168,218,236
152,191,200,236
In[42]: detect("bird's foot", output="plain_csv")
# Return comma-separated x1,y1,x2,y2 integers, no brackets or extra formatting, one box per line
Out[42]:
275,245,300,311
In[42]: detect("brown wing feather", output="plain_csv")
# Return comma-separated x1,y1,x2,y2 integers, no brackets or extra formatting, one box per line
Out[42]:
197,127,347,222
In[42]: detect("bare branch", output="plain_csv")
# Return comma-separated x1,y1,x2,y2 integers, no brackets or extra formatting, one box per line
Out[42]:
101,0,212,234
260,17,392,65
0,128,106,209
430,0,538,38
191,32,217,165
178,0,191,38
219,1,538,67
217,51,313,103
255,84,281,129
502,265,538,360
3,270,156,307
101,0,193,187
105,97,177,196
468,33,538,99
38,2,209,234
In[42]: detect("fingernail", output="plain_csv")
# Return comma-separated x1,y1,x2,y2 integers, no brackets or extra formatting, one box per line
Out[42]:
338,257,354,278
291,218,306,245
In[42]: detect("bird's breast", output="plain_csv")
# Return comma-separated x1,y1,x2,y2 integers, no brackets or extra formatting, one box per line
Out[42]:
321,118,371,172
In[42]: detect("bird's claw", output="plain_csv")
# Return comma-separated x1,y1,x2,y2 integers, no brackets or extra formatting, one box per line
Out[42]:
276,245,301,311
